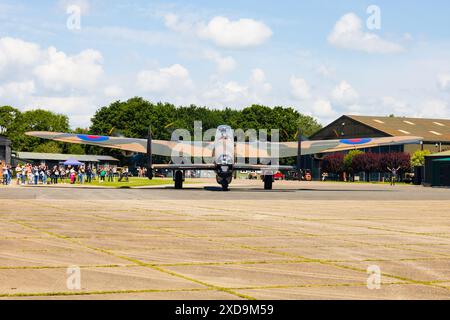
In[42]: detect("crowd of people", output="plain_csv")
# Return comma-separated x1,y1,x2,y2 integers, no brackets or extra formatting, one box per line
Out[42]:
0,162,129,186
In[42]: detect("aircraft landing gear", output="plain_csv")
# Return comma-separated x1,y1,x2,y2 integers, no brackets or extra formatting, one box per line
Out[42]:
221,181,229,191
216,173,232,191
174,170,183,189
263,175,273,190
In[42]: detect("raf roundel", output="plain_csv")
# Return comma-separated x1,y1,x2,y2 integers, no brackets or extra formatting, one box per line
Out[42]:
77,134,109,142
340,138,372,145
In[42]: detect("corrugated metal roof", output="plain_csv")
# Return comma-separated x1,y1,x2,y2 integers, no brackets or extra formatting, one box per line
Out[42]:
14,152,119,162
347,115,450,142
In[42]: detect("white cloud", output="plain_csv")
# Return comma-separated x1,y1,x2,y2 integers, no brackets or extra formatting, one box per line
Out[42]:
137,64,193,92
419,100,449,118
201,69,272,107
290,76,311,100
0,37,41,75
331,80,359,104
249,68,272,101
26,95,93,114
0,80,35,102
251,68,266,83
344,104,363,113
34,47,103,92
164,14,273,48
224,81,248,97
313,99,338,118
26,95,97,128
328,13,403,54
0,36,107,128
437,73,450,91
198,16,272,48
202,81,248,105
0,37,104,91
104,85,124,99
203,49,236,73
316,64,335,78
381,96,410,115
163,13,193,34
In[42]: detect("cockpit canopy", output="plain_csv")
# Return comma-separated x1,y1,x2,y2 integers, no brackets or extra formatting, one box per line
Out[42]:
216,125,234,140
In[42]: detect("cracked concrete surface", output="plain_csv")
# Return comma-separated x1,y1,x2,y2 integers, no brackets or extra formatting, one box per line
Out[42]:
1,180,449,299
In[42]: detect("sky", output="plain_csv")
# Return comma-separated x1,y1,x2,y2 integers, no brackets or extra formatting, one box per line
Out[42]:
0,0,450,128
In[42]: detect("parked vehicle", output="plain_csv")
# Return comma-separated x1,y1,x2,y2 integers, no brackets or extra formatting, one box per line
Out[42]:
304,169,312,181
273,172,285,180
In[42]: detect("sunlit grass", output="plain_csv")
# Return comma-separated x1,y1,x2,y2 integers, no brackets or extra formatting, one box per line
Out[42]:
319,180,411,185
71,177,174,188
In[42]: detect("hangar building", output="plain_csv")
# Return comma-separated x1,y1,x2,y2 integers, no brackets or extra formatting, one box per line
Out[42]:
0,135,12,165
12,152,119,168
310,115,450,154
303,115,450,180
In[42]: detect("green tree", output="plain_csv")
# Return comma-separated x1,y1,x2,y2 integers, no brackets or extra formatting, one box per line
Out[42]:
0,106,21,132
15,109,70,152
3,99,324,159
90,99,322,142
34,141,63,154
411,149,431,167
297,114,322,138
343,150,364,181
0,106,71,152
344,150,364,171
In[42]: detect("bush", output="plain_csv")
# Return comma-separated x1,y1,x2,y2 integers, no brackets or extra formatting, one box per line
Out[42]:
322,153,344,178
410,149,431,167
380,152,411,172
352,152,381,174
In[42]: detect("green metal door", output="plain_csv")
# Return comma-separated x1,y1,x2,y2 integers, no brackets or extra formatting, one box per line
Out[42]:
432,158,450,186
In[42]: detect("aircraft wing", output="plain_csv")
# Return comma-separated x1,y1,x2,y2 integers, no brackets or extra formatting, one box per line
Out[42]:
26,132,214,157
256,136,422,158
233,164,295,171
234,140,340,159
153,164,216,170
309,136,423,154
27,131,422,159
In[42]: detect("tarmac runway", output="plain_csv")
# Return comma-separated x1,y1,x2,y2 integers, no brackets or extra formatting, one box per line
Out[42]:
1,180,450,299
1,179,450,201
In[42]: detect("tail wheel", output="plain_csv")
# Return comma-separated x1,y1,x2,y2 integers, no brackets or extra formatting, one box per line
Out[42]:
174,171,183,189
264,175,273,190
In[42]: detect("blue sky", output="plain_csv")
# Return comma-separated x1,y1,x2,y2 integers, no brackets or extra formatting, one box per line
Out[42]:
0,0,449,128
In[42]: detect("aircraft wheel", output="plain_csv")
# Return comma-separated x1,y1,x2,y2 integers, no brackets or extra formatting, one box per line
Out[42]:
264,175,273,190
221,181,229,191
174,171,183,189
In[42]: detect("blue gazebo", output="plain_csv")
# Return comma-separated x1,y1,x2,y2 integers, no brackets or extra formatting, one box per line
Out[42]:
63,158,83,166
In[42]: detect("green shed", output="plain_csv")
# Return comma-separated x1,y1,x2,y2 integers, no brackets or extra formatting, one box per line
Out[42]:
424,151,450,187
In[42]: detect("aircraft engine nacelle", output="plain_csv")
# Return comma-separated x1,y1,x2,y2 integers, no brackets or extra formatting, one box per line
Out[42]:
121,150,135,157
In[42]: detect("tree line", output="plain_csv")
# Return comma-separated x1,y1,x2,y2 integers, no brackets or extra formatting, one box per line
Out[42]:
0,97,323,154
0,106,86,154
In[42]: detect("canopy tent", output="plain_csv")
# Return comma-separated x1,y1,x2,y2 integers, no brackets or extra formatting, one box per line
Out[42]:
63,158,83,166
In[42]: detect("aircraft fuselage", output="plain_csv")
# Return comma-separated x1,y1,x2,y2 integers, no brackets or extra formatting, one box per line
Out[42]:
213,125,235,190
